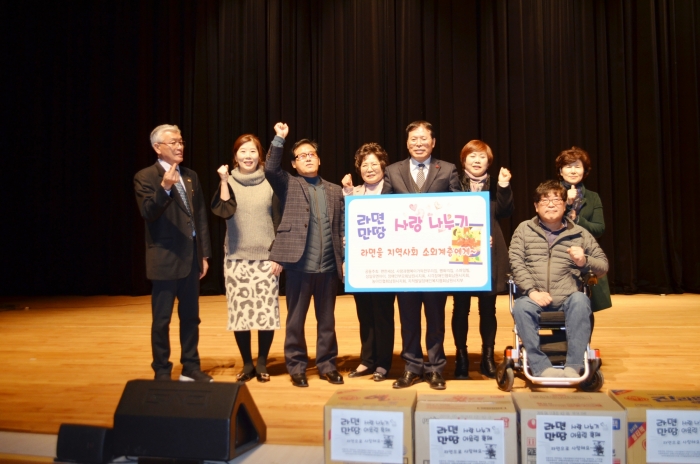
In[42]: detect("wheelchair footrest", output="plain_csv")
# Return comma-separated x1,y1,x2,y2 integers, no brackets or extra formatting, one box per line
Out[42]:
541,341,567,353
545,355,567,365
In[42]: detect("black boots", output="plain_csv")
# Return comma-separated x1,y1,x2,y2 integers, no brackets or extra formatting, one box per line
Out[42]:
455,346,496,379
454,348,470,379
480,346,497,378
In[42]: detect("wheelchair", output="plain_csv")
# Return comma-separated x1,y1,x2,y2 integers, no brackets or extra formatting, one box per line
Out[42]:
495,272,604,392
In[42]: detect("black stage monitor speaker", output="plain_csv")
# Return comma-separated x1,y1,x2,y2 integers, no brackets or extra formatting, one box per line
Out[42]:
56,424,113,464
112,380,266,461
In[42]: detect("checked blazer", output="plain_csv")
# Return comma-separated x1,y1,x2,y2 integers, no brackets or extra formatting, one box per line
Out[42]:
264,137,345,280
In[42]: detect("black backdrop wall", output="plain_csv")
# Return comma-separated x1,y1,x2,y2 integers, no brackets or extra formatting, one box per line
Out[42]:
4,0,699,296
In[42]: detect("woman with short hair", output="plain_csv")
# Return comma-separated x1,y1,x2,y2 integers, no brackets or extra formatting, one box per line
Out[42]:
555,146,612,312
341,143,396,382
452,140,513,379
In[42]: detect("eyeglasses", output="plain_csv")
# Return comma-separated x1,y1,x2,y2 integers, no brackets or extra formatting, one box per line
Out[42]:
361,163,381,170
158,140,185,148
295,152,317,161
538,198,564,205
408,138,430,147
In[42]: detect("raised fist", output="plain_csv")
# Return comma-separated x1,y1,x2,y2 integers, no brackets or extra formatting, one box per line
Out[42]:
567,246,586,267
274,122,289,139
498,167,512,183
217,165,229,182
341,174,354,189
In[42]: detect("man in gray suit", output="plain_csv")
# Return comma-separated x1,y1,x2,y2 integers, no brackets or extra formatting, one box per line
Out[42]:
134,124,212,382
264,122,345,387
382,120,461,390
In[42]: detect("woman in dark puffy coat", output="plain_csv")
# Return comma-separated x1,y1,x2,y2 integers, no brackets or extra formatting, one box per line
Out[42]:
451,140,513,379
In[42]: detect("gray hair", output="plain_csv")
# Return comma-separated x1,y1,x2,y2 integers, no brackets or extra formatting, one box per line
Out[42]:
150,124,181,146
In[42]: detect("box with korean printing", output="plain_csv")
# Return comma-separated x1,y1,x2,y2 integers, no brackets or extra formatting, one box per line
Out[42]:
414,394,517,464
512,392,626,464
609,389,700,464
324,389,416,464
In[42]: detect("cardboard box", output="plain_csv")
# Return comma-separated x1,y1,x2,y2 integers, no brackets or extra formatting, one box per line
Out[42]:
414,394,518,464
609,390,700,464
324,389,416,464
512,392,627,464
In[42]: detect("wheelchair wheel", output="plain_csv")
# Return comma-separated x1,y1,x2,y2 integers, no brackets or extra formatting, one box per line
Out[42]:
496,347,515,392
579,369,604,392
496,367,514,392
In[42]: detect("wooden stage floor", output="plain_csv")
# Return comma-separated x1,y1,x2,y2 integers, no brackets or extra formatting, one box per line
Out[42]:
0,293,698,450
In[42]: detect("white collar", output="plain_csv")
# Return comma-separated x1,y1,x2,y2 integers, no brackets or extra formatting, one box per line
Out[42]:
410,156,432,168
157,159,180,172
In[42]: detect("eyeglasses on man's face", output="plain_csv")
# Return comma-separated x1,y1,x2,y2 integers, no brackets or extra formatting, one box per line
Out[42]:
295,152,318,161
408,138,431,147
158,140,185,148
538,197,564,205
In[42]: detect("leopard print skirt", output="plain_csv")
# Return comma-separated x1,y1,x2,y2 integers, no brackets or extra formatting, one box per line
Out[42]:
224,259,280,331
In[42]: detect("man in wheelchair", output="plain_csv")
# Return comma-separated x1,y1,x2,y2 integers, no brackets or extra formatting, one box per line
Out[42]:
509,180,608,378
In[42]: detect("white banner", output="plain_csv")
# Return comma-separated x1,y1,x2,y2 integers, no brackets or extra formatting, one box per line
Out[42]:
429,419,505,464
647,410,700,463
330,408,404,463
536,415,613,464
344,192,491,292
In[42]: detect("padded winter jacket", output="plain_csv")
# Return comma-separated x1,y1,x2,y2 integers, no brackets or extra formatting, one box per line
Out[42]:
509,216,608,307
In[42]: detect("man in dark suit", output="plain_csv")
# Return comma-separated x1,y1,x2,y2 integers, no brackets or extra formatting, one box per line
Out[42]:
134,124,213,382
264,122,345,388
382,120,461,390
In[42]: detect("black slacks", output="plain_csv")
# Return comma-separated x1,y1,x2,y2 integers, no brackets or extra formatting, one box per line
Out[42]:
150,240,201,376
451,292,497,349
353,292,395,371
396,291,448,374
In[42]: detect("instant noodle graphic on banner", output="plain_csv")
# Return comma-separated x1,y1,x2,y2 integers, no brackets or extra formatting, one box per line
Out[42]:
450,225,483,265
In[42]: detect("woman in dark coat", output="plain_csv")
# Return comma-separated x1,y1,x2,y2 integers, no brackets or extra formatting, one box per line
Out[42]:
341,143,396,382
451,140,513,379
556,146,612,311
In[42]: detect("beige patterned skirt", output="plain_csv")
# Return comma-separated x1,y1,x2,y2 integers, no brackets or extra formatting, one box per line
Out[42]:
224,259,280,331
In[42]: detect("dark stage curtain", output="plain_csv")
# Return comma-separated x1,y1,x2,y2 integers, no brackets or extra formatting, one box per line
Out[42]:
4,0,699,296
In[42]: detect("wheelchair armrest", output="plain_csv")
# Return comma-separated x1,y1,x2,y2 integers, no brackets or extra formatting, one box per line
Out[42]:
586,270,598,287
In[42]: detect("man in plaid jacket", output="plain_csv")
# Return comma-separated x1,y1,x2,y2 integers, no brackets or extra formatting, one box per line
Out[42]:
264,122,345,388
